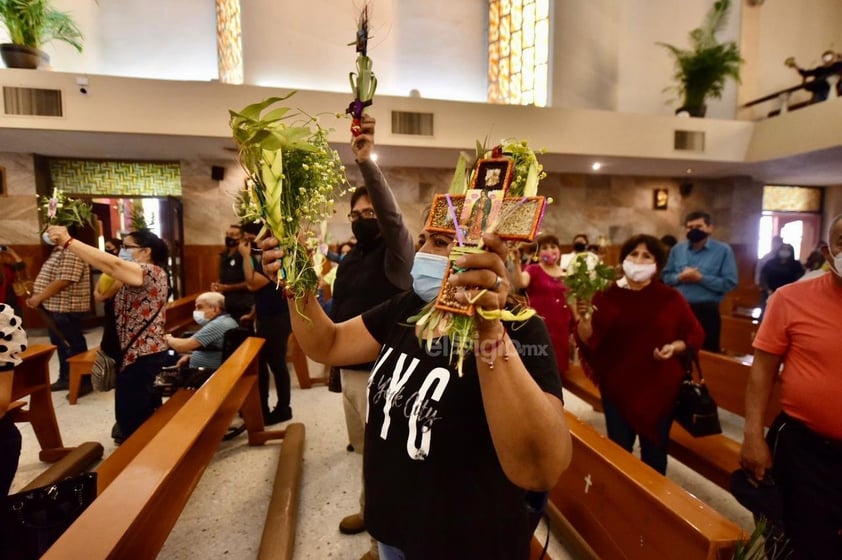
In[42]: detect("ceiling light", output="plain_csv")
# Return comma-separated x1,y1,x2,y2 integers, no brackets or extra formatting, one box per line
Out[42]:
370,153,379,162
686,168,693,174
591,162,601,171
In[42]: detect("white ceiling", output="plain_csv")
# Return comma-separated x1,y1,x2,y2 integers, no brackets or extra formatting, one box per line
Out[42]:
0,127,840,187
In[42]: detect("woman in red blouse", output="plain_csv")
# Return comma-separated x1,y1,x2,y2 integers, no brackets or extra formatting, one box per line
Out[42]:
46,226,171,443
576,234,704,474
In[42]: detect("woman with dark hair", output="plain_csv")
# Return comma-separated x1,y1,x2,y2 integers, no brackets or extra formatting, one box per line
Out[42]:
262,229,571,559
45,226,171,443
509,233,572,375
576,234,704,474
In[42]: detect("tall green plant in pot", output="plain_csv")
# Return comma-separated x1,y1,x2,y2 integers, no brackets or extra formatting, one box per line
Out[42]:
0,0,85,69
657,0,742,117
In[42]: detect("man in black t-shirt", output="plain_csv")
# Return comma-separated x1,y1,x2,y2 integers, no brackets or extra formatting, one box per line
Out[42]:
211,224,253,322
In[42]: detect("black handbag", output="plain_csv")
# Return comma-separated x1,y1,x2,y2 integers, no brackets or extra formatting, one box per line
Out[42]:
674,350,722,437
1,472,97,560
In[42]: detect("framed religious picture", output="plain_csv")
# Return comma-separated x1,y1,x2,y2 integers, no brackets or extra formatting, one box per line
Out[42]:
493,196,547,240
459,189,503,245
471,158,514,194
426,193,466,234
653,188,669,210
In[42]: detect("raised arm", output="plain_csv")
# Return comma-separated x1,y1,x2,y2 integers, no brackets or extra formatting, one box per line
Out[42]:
353,116,414,290
261,237,382,366
449,234,571,490
47,226,144,287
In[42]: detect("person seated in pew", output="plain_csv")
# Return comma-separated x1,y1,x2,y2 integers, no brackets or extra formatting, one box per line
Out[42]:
741,214,842,560
0,304,26,496
164,292,239,370
576,234,705,474
261,229,572,560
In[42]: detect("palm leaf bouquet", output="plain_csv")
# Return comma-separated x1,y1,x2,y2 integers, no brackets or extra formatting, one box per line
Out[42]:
38,187,94,231
229,93,348,304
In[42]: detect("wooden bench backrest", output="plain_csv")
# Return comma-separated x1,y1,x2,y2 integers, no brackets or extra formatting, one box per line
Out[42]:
43,337,265,559
719,316,757,357
552,411,741,560
164,292,200,335
698,351,781,428
12,344,55,401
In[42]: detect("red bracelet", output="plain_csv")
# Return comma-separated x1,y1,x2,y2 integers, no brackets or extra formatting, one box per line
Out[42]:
477,332,509,370
63,238,74,250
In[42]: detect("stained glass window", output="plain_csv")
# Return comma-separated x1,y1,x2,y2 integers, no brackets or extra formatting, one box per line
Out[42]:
488,0,550,107
216,0,243,85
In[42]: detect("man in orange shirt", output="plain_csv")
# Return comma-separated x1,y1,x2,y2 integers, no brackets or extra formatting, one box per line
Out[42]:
741,214,842,559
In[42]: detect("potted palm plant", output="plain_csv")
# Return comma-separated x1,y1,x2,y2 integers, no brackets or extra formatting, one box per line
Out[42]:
0,0,85,69
657,0,742,117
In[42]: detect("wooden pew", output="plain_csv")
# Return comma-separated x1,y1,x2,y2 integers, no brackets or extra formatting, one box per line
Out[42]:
8,344,74,462
551,410,741,559
67,293,201,404
43,337,306,559
719,315,758,356
562,353,780,492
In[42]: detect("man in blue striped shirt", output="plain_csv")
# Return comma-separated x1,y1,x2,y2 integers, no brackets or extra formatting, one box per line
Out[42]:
662,211,738,352
165,292,239,370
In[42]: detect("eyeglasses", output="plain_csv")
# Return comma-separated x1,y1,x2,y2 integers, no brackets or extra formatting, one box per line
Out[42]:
348,209,376,221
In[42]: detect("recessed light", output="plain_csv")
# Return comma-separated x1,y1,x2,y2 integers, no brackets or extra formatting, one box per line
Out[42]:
591,162,602,171
686,168,693,174
370,153,379,162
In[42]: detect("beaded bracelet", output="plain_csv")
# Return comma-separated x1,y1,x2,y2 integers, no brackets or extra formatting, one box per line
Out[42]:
63,238,74,250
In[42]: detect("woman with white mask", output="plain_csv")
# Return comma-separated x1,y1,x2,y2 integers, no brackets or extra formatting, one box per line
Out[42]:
576,234,704,474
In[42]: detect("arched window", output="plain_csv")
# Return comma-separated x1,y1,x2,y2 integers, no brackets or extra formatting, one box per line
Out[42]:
488,0,550,107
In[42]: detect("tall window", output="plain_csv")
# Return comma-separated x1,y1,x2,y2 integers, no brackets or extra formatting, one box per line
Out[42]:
488,0,550,107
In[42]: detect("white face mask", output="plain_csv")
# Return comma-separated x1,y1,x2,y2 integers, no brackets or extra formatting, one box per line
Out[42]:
193,310,209,326
831,249,842,278
42,231,55,246
622,259,657,283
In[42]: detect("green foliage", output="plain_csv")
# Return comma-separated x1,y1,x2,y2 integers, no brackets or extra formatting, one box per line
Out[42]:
564,253,615,316
38,188,93,231
229,93,349,301
657,0,742,112
732,518,790,560
0,0,86,52
130,200,150,231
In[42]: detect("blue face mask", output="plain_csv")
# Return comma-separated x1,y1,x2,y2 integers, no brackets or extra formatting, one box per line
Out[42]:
118,248,134,262
42,231,55,246
411,252,449,302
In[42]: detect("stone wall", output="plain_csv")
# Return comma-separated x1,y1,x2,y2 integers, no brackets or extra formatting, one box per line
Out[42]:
0,151,773,257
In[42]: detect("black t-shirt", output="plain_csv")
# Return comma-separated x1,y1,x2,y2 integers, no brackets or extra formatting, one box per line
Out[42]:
218,251,253,316
361,291,563,560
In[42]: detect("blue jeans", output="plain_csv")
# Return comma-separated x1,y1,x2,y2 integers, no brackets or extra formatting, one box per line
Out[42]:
48,311,88,381
603,399,672,475
378,542,406,560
